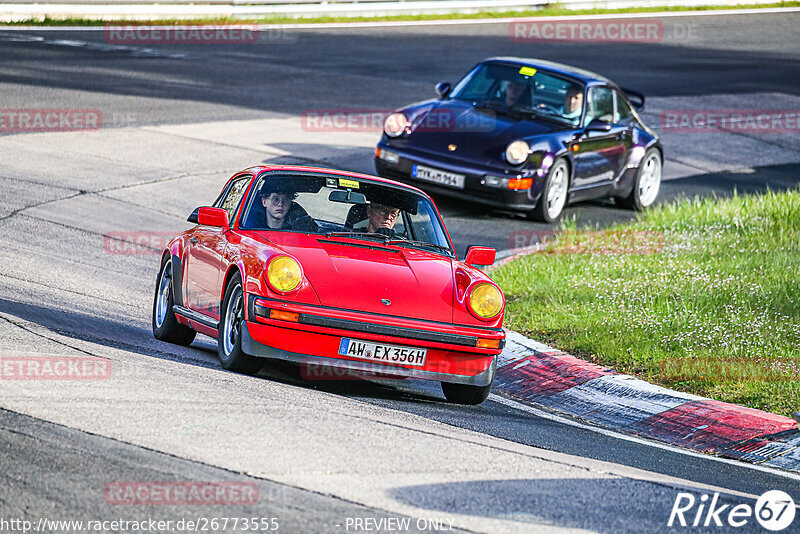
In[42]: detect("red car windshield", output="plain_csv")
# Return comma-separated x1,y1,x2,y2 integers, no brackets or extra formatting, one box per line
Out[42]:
239,172,453,254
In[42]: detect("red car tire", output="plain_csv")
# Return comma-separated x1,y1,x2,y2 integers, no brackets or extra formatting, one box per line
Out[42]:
218,272,263,376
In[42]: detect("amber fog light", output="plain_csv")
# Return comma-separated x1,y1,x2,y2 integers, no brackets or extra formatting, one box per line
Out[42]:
477,338,501,349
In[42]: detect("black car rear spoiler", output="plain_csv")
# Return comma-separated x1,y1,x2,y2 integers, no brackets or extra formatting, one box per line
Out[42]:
621,88,645,111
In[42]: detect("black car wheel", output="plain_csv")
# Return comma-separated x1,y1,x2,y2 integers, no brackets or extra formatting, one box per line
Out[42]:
620,148,662,210
218,272,263,375
441,381,492,405
152,256,196,346
530,158,569,223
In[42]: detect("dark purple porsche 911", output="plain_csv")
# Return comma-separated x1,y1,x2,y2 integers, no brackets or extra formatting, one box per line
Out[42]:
375,57,663,223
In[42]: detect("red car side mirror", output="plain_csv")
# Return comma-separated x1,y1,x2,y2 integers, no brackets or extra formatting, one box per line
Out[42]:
464,246,496,266
197,207,230,229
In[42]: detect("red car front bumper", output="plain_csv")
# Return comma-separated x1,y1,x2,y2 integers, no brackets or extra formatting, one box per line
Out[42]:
240,295,504,386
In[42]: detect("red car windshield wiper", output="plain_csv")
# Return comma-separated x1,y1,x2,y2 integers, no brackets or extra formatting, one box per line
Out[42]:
324,231,391,242
386,239,454,256
324,233,452,256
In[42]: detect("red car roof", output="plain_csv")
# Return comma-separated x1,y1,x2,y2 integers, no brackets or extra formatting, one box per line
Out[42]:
244,164,429,197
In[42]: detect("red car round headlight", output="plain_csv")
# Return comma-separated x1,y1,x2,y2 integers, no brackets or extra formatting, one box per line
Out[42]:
266,256,302,293
468,283,503,319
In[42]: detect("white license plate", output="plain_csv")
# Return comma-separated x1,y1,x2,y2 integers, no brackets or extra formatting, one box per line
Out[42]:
338,338,427,367
412,165,465,189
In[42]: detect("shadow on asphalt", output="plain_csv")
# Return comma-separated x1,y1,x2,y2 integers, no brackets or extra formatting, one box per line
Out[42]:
0,296,443,404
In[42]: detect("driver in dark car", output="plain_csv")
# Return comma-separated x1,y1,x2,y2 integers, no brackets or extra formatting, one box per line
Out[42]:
559,85,583,119
535,84,583,121
562,85,584,120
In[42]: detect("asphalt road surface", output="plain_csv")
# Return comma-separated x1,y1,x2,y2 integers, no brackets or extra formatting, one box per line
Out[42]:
1,10,800,533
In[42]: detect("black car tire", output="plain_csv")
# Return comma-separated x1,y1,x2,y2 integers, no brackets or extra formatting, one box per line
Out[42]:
152,256,196,346
218,272,263,375
530,158,570,223
441,381,492,405
620,148,662,210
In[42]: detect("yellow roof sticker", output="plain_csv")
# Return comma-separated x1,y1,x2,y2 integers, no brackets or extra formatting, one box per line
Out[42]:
338,178,359,189
519,66,537,77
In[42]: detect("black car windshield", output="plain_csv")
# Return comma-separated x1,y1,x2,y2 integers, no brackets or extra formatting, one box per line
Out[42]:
239,172,454,255
450,62,585,126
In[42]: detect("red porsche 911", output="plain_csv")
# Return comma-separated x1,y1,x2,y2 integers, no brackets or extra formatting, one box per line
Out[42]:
152,165,505,404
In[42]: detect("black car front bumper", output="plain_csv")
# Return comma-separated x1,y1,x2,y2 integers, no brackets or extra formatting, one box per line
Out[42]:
374,146,544,212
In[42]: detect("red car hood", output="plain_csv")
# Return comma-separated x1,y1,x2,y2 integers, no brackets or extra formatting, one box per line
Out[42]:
270,234,455,323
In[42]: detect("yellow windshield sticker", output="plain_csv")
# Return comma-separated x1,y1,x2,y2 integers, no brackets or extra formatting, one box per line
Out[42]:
338,178,359,189
519,66,537,76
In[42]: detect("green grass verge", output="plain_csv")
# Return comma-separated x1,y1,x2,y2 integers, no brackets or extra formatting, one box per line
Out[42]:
4,2,799,26
492,189,800,416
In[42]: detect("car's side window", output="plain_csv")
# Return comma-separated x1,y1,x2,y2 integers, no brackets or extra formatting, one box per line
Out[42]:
586,87,615,124
456,67,496,100
217,176,251,220
615,92,633,123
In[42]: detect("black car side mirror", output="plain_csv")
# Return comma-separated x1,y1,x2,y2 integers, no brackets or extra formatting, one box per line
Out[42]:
187,207,199,224
585,118,613,132
435,82,451,99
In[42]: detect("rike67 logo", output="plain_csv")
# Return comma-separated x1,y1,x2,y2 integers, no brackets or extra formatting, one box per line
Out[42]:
669,490,795,530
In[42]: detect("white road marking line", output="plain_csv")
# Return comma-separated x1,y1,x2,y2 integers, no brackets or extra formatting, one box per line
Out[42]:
0,7,798,31
489,393,800,482
0,33,186,57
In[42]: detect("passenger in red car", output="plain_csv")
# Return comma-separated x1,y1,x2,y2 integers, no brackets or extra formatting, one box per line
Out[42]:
262,191,294,229
252,182,317,232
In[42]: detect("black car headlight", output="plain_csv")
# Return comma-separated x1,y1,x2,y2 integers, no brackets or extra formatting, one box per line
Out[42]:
505,140,530,165
384,113,409,137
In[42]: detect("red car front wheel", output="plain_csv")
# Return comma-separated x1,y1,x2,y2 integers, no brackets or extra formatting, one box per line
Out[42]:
218,272,263,376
